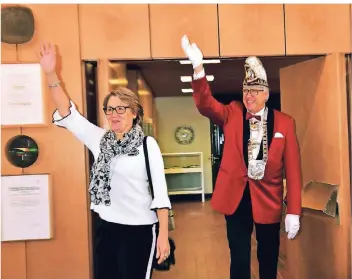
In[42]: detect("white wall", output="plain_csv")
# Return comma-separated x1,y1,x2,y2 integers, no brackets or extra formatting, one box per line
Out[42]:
155,96,213,194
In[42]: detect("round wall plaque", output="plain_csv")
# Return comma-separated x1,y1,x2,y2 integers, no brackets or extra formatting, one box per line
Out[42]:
1,6,35,44
174,125,195,145
5,135,39,168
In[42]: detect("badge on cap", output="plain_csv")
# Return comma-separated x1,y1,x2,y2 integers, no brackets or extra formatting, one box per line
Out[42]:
243,56,268,89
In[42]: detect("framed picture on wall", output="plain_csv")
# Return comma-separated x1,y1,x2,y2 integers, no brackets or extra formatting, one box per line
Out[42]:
1,63,48,128
1,173,53,242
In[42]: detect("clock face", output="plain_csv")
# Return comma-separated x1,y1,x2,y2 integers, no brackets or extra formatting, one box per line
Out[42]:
174,126,195,145
5,135,39,168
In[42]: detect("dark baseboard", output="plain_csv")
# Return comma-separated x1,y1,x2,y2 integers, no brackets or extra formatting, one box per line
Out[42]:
169,193,213,203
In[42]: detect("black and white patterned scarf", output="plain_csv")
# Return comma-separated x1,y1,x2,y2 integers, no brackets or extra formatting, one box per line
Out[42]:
88,124,145,206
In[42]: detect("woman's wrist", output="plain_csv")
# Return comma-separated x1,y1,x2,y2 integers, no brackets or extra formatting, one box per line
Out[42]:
46,71,58,80
46,72,60,86
159,227,168,236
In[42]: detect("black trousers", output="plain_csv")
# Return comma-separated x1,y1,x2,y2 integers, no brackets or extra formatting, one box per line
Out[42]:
93,212,157,279
225,185,281,279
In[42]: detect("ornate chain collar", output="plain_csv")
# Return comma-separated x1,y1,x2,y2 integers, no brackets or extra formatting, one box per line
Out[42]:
247,108,268,180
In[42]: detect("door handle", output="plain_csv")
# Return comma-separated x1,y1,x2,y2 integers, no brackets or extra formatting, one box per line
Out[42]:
209,154,220,165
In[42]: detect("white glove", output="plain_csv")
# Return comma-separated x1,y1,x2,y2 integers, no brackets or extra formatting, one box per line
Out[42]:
285,214,300,239
181,35,203,69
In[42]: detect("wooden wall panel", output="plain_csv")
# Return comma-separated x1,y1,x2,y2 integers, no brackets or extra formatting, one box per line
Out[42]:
78,4,151,60
97,59,110,129
150,4,219,58
219,4,285,57
137,73,153,120
1,128,23,175
1,129,26,279
285,4,351,54
1,43,17,63
1,242,27,279
140,93,153,120
0,7,24,278
350,4,352,53
16,5,80,64
7,4,91,279
1,4,18,63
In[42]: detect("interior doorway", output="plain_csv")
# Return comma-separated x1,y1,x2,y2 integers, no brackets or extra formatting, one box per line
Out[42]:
112,56,318,195
82,54,351,279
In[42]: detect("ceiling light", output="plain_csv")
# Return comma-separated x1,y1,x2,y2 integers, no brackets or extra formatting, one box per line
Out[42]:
180,76,192,82
181,88,193,93
204,59,221,64
109,78,128,86
138,89,150,96
206,75,214,81
179,59,221,64
180,75,214,82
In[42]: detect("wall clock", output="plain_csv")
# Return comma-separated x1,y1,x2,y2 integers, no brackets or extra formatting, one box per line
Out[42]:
174,125,195,145
5,135,39,168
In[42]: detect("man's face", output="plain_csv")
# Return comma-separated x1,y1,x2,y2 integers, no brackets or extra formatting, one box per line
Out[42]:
242,87,268,114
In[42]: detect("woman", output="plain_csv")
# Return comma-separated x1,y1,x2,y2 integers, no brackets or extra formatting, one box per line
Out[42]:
38,42,171,279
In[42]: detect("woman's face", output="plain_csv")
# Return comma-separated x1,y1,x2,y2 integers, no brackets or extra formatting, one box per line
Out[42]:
105,96,136,133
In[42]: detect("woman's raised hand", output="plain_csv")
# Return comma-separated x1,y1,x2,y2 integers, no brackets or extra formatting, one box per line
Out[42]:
38,42,56,75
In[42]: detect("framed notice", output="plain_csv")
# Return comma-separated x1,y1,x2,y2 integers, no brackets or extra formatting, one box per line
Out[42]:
1,174,53,242
1,63,47,127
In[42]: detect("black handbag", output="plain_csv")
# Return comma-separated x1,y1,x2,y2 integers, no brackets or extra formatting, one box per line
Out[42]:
142,136,176,271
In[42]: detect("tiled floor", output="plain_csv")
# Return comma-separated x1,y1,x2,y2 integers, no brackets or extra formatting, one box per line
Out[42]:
153,200,287,279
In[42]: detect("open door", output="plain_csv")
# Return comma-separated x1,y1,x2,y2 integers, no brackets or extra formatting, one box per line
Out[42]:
280,53,351,279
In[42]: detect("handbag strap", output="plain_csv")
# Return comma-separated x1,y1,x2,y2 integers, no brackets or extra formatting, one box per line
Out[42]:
143,136,155,199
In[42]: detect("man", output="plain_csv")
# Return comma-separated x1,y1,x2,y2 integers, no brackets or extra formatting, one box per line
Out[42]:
181,35,302,279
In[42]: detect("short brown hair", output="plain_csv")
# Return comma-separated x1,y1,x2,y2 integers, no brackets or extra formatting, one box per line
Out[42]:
103,87,144,126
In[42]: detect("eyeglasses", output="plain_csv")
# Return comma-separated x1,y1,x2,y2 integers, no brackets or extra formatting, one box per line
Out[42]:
243,89,264,96
103,106,130,115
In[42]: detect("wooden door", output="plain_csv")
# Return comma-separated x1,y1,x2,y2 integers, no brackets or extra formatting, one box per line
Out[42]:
279,53,351,279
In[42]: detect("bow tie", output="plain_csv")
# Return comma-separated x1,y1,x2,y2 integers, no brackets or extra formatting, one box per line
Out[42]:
246,112,261,121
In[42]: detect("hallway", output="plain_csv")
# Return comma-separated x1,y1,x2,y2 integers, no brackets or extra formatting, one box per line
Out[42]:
153,201,287,279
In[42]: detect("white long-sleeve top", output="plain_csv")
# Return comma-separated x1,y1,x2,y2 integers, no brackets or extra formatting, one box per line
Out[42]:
52,101,171,225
